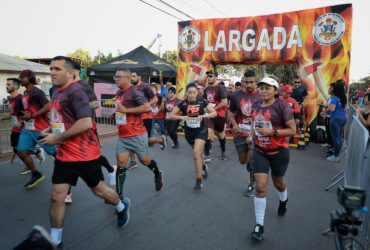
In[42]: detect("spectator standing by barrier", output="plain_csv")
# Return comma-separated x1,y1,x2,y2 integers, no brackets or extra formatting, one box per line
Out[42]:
248,77,296,241
356,92,370,133
324,80,347,162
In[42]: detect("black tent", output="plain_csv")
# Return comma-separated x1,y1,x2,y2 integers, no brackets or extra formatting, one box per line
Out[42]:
88,46,176,83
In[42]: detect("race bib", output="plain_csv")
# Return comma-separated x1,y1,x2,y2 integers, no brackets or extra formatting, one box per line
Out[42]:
166,112,171,119
52,123,65,134
186,117,201,128
11,116,19,126
24,119,35,130
238,124,251,134
253,121,272,137
115,112,127,125
151,106,159,115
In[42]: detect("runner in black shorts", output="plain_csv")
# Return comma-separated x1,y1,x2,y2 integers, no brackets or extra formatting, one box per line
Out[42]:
228,70,260,197
248,77,296,241
204,71,228,160
40,56,128,248
170,83,217,190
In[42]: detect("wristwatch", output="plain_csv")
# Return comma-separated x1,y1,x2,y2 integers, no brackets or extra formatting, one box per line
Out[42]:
273,128,278,137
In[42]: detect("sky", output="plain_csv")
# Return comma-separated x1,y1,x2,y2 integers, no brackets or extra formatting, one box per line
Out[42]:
1,0,369,81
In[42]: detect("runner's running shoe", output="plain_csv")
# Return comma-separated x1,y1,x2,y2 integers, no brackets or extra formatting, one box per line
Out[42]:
202,165,208,179
117,198,130,228
127,161,138,170
221,150,227,160
159,135,167,150
194,179,203,190
278,199,288,216
13,225,56,250
19,167,31,175
35,147,45,164
64,193,73,204
244,183,255,197
251,224,264,241
25,171,45,189
155,170,163,191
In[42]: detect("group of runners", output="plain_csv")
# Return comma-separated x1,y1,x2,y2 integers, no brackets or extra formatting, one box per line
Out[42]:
6,59,303,249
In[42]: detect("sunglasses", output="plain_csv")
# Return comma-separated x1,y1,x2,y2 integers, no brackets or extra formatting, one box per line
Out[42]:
294,81,301,83
207,74,215,78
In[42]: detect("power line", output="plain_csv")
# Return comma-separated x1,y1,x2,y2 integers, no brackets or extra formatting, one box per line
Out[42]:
156,0,194,20
138,0,183,21
202,0,228,17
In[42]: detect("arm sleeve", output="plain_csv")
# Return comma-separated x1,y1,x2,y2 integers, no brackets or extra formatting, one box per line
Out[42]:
30,89,49,108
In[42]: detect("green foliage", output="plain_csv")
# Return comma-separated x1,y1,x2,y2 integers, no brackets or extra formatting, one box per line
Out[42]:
67,49,92,68
161,50,178,66
91,51,114,66
265,64,298,83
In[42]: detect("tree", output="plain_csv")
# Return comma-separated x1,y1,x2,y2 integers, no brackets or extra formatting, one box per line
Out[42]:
91,51,114,66
67,49,92,68
265,64,298,83
161,50,178,66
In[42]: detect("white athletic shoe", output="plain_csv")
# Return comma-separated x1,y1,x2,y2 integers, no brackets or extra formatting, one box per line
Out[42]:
64,193,73,204
35,147,45,164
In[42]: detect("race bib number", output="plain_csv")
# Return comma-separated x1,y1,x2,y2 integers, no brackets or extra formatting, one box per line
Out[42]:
238,124,251,134
186,117,201,128
115,112,127,125
11,115,20,126
24,119,35,130
151,106,159,115
253,121,272,137
166,112,171,119
52,123,65,134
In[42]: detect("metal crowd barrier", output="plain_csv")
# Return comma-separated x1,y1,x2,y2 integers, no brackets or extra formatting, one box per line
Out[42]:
0,104,12,154
95,99,117,136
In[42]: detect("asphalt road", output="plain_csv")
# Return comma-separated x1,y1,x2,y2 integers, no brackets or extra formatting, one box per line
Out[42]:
0,136,343,250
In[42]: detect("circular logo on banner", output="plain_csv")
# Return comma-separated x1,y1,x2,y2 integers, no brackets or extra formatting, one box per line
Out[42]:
313,13,345,46
179,26,201,52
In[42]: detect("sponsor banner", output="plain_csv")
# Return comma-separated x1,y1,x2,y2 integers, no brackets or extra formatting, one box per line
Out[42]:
177,4,352,124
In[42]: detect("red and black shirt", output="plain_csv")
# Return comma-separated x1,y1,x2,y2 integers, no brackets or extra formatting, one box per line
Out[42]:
115,85,148,138
177,97,209,131
204,84,228,117
50,82,100,162
22,86,50,131
164,97,180,120
136,82,155,119
252,99,293,154
229,89,260,137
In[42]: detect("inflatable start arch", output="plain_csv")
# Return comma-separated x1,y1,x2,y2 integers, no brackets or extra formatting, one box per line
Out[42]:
176,4,352,124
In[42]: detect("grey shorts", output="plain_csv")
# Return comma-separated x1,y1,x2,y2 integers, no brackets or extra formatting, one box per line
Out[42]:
233,135,253,154
116,134,149,158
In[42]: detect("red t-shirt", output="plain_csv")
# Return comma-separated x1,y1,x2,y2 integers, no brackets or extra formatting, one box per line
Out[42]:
136,82,155,119
116,85,148,138
204,84,228,117
50,82,101,162
22,86,50,131
8,94,24,133
280,96,301,114
252,99,293,154
164,97,180,120
229,89,260,137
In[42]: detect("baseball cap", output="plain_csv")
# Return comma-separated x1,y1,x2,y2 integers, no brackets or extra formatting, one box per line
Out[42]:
258,77,279,88
19,69,35,79
283,84,293,94
206,70,218,77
